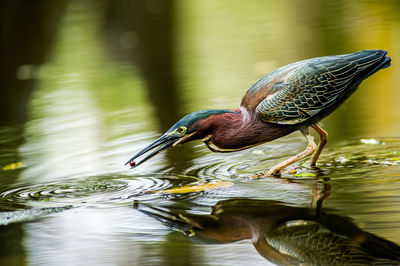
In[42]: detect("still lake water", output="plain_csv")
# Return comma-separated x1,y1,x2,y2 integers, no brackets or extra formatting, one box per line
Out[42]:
1,1,400,265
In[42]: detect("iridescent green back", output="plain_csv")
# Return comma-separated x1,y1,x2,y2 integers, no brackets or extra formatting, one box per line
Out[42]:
241,50,390,125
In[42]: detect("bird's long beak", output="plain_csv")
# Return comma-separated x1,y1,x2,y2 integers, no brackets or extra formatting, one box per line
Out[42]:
125,134,179,168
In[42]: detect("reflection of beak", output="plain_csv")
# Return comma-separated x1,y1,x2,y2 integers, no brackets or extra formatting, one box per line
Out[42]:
133,201,195,236
125,134,180,168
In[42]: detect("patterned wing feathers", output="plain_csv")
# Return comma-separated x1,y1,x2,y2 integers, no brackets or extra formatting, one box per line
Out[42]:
253,50,388,124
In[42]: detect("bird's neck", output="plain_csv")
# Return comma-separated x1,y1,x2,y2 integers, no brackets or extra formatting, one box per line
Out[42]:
204,107,295,152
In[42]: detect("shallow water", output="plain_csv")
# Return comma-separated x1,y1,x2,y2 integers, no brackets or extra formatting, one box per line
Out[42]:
1,1,400,265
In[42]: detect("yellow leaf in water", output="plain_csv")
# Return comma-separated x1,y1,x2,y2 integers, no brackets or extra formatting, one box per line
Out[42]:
158,181,233,194
293,172,316,177
3,162,25,171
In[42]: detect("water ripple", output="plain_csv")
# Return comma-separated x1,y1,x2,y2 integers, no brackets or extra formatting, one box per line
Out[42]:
0,175,201,209
0,179,126,207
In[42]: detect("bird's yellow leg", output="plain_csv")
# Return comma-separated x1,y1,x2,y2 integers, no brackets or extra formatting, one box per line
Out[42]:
257,127,317,177
310,124,328,167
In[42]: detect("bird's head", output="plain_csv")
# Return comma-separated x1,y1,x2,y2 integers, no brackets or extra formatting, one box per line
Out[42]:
125,109,237,168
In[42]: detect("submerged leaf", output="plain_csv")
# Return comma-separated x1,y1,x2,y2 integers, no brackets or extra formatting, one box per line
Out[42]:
293,172,316,177
157,181,233,194
3,162,25,171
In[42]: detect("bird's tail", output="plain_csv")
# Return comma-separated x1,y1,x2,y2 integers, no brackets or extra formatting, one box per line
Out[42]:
348,49,391,81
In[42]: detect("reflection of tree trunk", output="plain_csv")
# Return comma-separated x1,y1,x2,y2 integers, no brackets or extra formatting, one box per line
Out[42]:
0,2,66,261
103,0,196,169
131,0,180,132
0,0,67,125
103,0,181,132
103,3,200,263
0,0,66,186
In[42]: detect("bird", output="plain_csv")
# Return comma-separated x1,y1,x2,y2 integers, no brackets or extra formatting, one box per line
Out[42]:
126,49,391,177
134,199,400,265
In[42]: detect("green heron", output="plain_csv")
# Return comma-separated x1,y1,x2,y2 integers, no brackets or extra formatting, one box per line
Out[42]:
126,50,391,176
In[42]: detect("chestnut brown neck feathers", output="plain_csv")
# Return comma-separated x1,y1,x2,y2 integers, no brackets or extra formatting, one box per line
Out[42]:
189,108,297,152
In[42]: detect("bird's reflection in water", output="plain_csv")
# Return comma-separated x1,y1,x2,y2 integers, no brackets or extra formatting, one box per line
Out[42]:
134,182,400,265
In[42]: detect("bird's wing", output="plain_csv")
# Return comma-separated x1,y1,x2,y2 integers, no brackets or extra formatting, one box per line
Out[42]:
242,50,389,125
266,220,375,265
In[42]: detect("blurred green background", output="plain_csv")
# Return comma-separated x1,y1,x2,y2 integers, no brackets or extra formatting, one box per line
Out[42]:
2,0,399,137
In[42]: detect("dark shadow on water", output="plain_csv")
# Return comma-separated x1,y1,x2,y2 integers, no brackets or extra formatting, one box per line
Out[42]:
135,184,400,265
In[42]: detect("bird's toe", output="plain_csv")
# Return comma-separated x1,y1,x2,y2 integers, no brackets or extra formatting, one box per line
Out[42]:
252,169,281,179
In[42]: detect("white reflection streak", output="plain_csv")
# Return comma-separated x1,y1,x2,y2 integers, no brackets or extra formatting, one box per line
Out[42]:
21,86,103,181
24,207,165,266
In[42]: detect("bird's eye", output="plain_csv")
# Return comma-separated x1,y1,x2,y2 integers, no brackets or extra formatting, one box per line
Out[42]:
185,229,195,237
177,126,187,134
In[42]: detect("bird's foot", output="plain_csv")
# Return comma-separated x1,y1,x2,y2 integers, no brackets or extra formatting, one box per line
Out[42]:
252,168,298,179
252,169,281,179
